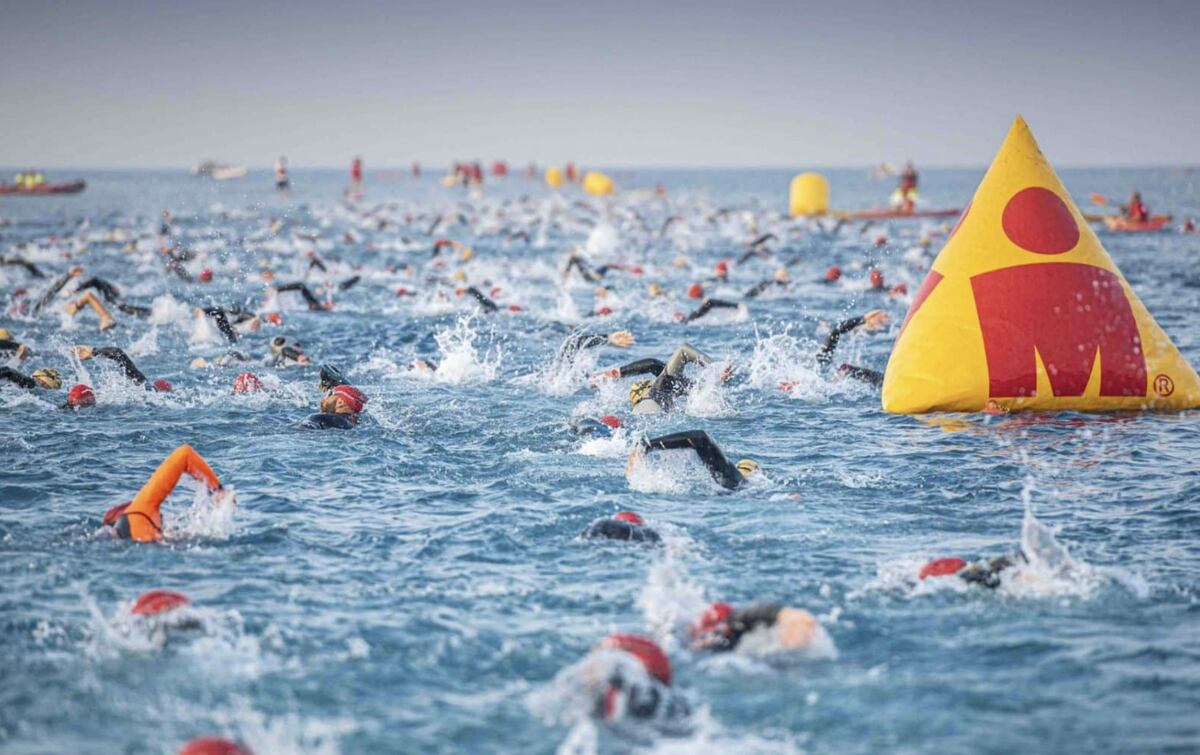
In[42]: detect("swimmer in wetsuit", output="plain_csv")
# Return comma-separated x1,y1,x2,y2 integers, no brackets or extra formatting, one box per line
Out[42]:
100,444,230,543
681,298,746,324
0,366,61,392
1,255,45,278
918,554,1022,589
627,430,758,490
582,510,661,544
689,601,823,653
31,266,83,316
813,310,890,387
596,343,730,414
75,345,172,391
743,268,790,299
566,634,690,733
75,276,152,318
568,414,624,437
555,328,636,371
274,281,327,311
301,384,366,429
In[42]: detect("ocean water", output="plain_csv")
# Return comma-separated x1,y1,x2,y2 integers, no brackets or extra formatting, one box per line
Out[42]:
1,166,1199,754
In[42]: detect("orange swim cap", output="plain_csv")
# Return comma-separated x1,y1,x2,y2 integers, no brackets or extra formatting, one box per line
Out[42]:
825,266,842,282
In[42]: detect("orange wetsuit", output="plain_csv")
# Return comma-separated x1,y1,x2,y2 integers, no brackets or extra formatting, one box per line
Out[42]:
104,445,220,542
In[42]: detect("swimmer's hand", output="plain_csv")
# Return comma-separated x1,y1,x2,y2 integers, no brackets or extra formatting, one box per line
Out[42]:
589,367,621,387
607,331,635,348
719,363,733,382
863,310,891,332
625,445,645,479
68,266,84,277
74,345,95,361
211,485,236,509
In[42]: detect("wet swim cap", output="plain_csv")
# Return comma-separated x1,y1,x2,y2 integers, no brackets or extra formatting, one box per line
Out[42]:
0,328,10,340
198,268,213,282
613,511,643,525
715,261,729,277
687,283,704,299
600,634,672,685
153,379,173,392
67,383,95,407
232,372,263,394
331,385,365,414
102,501,131,526
178,738,253,755
599,415,623,429
32,368,62,389
889,282,908,296
919,557,968,580
825,266,842,282
263,313,283,325
319,363,346,389
735,458,759,476
629,379,653,405
869,268,884,288
874,235,887,247
596,306,613,316
690,602,733,646
647,283,664,297
132,589,189,616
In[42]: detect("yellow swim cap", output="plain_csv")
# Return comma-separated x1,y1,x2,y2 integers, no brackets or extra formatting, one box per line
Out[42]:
32,368,62,389
735,458,760,476
452,270,467,283
0,328,11,340
461,247,474,262
629,379,653,405
647,284,664,297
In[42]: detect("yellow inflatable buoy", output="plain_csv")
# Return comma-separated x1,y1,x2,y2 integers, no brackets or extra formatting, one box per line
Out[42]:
545,166,564,188
789,172,829,217
882,116,1200,413
582,171,614,196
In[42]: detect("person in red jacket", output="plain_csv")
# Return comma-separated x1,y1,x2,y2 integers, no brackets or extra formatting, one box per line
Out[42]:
1123,191,1149,222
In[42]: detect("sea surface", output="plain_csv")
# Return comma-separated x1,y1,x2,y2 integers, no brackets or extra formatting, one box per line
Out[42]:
1,165,1198,754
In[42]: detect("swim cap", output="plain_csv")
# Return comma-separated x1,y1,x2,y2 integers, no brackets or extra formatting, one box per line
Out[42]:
102,501,131,526
600,634,672,686
178,738,253,755
263,313,283,325
67,383,95,407
508,304,523,313
687,283,703,299
715,261,729,277
318,363,346,389
452,270,466,283
869,268,884,288
32,368,62,389
919,557,968,580
825,266,842,282
629,379,653,405
596,306,613,316
198,268,213,282
232,372,263,393
889,282,908,296
461,247,474,261
735,458,759,476
0,328,10,340
647,283,664,297
132,589,189,616
153,379,173,392
331,385,365,414
613,511,643,525
599,415,623,429
773,267,790,283
690,602,733,646
874,235,887,247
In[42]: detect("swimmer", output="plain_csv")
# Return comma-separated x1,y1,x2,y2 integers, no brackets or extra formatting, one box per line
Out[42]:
582,510,661,544
555,328,636,371
743,268,790,298
821,265,842,284
595,343,730,414
76,276,152,317
458,285,498,314
197,306,261,343
65,383,96,409
273,281,327,311
681,298,746,324
129,589,203,633
568,414,623,437
814,310,890,387
0,328,30,361
75,345,172,391
100,444,230,542
63,290,117,331
627,430,757,490
1,255,45,278
267,335,310,366
918,554,1022,589
31,265,83,315
689,601,823,653
178,738,253,755
571,634,690,732
0,366,61,392
300,384,365,430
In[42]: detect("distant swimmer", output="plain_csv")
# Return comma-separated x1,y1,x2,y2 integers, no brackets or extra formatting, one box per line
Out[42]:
31,265,83,316
555,328,636,371
890,161,919,212
918,554,1021,590
811,310,890,387
75,345,172,391
274,155,289,191
178,738,253,755
100,444,230,543
76,276,152,318
595,343,730,414
627,430,758,490
680,298,746,324
301,384,366,430
822,265,842,284
0,366,61,392
689,601,824,653
197,306,261,343
743,268,790,299
573,634,690,732
1,255,45,278
568,414,623,437
129,589,202,632
273,281,328,311
267,335,311,366
583,510,661,544
0,328,31,360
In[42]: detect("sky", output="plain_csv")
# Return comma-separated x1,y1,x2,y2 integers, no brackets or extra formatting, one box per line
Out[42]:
3,0,1199,168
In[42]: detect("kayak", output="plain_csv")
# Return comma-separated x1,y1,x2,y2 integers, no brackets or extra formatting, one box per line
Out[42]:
831,207,962,220
1102,215,1172,232
0,180,86,195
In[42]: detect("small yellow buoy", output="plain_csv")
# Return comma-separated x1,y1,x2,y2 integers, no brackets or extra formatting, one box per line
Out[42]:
582,171,614,196
545,166,564,188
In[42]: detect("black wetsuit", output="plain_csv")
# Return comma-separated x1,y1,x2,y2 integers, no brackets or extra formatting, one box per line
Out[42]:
31,271,76,315
744,279,786,299
643,430,745,490
92,347,151,387
464,286,499,313
816,316,883,387
555,331,611,369
1,257,44,278
583,517,661,544
568,416,617,437
77,277,151,317
683,298,739,324
699,602,783,652
563,255,605,283
958,555,1018,589
0,339,25,357
300,412,356,430
0,366,38,390
276,282,324,311
621,343,712,411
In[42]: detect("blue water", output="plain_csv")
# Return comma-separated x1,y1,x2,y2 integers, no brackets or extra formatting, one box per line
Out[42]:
1,167,1199,754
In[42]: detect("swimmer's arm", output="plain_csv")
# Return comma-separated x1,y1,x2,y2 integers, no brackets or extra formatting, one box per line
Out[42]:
837,364,883,387
2,257,45,278
616,359,666,378
644,430,742,489
93,347,148,385
743,280,773,299
0,366,37,390
733,601,783,633
816,316,866,366
32,268,80,314
0,339,25,356
76,277,121,302
466,286,499,313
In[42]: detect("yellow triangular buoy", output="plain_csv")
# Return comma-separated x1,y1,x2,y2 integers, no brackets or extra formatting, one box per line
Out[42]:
882,116,1200,413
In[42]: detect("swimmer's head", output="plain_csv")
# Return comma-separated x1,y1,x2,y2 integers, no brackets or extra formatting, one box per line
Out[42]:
322,385,365,415
152,379,173,393
599,415,623,429
773,267,790,283
599,634,672,686
178,737,254,755
714,261,729,278
647,283,664,297
919,557,967,580
869,268,884,288
67,383,95,407
613,511,643,525
270,336,304,360
131,589,189,616
32,367,62,390
198,268,213,283
735,458,760,477
0,328,10,340
687,283,704,299
629,379,653,406
318,363,346,390
689,602,733,649
232,372,263,394
825,265,842,282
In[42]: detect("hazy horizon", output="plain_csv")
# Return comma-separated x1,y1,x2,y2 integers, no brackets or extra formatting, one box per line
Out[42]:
4,0,1198,169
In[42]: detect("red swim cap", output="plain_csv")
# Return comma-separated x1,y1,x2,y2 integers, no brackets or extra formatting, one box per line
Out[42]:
715,261,729,277
778,381,795,392
825,266,842,282
332,385,365,414
507,304,523,313
687,283,703,299
690,602,733,645
599,415,623,429
596,306,613,316
178,738,252,755
395,287,409,296
153,379,173,392
232,372,263,394
263,313,283,326
132,589,190,616
869,268,884,288
889,282,908,296
613,510,643,525
198,268,213,283
874,235,887,247
919,557,968,580
102,501,131,526
67,383,95,407
628,266,643,275
601,634,672,685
